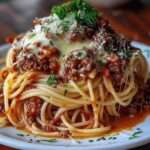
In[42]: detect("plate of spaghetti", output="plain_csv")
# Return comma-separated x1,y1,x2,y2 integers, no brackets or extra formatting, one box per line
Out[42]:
0,0,150,150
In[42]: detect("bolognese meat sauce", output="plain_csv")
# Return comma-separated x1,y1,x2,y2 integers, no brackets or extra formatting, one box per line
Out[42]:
64,49,97,81
24,98,42,124
9,1,134,85
14,47,60,73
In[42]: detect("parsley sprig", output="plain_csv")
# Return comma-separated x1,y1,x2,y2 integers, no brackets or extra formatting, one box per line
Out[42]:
51,0,99,27
47,74,57,86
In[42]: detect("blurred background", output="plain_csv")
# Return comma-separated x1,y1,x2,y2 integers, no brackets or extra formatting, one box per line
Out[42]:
0,0,149,45
0,0,149,150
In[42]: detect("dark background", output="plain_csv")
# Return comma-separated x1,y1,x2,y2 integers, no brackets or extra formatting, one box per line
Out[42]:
0,0,150,149
0,0,149,45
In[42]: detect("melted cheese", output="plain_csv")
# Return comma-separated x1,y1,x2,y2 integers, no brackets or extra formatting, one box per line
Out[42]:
12,14,92,59
22,32,49,52
55,39,91,56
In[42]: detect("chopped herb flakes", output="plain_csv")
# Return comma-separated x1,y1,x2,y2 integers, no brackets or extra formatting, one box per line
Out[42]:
52,2,69,19
74,50,87,59
47,74,57,85
16,133,24,137
129,130,143,140
39,139,57,142
89,139,94,142
49,40,54,46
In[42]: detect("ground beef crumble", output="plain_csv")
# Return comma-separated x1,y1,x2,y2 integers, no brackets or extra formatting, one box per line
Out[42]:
63,48,97,81
14,47,60,74
24,98,42,124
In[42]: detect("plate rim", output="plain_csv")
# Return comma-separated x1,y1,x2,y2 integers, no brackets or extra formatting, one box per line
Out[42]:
0,132,150,150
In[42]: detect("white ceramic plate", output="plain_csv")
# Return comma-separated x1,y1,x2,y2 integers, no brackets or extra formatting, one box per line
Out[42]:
0,42,150,150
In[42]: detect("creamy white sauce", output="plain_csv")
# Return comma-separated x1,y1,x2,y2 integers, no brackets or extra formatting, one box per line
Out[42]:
54,39,91,56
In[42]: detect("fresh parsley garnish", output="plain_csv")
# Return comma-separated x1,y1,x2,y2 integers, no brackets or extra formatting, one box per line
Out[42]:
52,2,69,19
47,74,57,85
61,19,71,32
51,0,99,28
75,8,98,27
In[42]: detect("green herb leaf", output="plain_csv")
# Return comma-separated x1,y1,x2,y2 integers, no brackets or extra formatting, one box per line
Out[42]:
61,20,70,32
40,139,57,142
74,50,87,59
129,131,143,140
51,0,99,27
89,139,94,142
16,133,24,137
47,74,57,85
60,13,76,32
75,8,98,27
49,40,54,46
51,3,69,19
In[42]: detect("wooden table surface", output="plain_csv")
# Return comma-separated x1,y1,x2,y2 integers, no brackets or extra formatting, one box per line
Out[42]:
0,0,149,149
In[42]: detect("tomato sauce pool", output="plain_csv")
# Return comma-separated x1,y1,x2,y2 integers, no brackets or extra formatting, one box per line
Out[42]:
109,109,150,133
